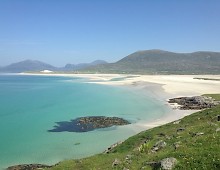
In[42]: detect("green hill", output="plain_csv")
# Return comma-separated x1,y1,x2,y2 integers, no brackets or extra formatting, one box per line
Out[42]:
47,94,220,170
83,50,220,74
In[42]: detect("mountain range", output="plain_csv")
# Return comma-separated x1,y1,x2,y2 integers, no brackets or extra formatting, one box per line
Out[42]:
1,50,220,74
0,60,107,73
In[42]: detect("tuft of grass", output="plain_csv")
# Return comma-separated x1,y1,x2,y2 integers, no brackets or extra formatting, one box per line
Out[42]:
48,95,220,170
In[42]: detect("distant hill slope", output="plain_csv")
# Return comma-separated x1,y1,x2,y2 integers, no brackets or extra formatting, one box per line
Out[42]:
0,60,57,73
0,60,107,73
64,60,107,71
83,50,220,74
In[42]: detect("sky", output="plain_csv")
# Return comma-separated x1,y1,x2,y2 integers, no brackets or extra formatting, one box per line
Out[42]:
0,0,220,67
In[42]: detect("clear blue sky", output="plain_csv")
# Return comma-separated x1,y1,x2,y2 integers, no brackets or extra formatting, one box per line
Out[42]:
0,0,220,67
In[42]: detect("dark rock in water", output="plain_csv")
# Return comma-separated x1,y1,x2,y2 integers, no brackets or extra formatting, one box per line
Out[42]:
168,96,220,110
7,164,53,170
48,116,130,132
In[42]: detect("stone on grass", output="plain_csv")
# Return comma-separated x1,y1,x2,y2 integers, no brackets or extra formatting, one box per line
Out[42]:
112,158,121,167
176,127,185,132
216,128,220,132
174,142,181,150
151,140,166,152
173,120,181,124
196,132,204,136
160,157,177,170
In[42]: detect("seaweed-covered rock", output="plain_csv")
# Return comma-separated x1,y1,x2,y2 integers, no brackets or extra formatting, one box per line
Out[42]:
168,96,219,110
49,116,130,132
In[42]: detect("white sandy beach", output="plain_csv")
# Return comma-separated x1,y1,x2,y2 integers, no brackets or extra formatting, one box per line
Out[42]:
70,74,220,129
72,74,220,96
21,73,220,130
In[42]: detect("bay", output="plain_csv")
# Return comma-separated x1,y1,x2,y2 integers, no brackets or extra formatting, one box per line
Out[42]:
0,75,169,169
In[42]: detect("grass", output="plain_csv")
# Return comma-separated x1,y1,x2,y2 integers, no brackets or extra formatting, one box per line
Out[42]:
203,94,220,101
47,95,220,170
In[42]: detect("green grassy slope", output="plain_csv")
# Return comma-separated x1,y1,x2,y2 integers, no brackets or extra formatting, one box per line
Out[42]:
48,95,220,170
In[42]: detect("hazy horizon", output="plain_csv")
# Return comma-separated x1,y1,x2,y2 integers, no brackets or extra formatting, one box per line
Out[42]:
1,0,220,67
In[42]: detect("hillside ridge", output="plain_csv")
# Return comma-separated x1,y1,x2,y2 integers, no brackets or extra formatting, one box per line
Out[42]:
83,50,220,74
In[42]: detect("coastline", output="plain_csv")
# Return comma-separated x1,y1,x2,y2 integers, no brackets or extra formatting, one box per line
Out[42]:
20,73,220,129
5,73,220,169
70,74,211,129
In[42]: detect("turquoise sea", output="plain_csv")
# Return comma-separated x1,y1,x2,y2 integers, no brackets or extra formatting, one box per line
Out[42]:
0,75,170,169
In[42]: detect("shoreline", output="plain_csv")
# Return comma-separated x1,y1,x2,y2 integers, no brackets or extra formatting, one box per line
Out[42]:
81,74,220,129
20,73,220,129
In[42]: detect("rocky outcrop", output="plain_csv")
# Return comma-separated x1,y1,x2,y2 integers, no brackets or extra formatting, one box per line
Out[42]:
7,164,53,170
104,141,123,154
112,158,121,167
168,96,220,110
160,157,178,170
144,157,177,170
151,140,167,152
49,116,130,132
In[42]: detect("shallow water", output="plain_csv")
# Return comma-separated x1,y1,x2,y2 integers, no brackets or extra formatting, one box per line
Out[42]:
0,75,169,169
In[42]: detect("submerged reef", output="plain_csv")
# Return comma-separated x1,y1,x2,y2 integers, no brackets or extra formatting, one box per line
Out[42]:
48,116,130,132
